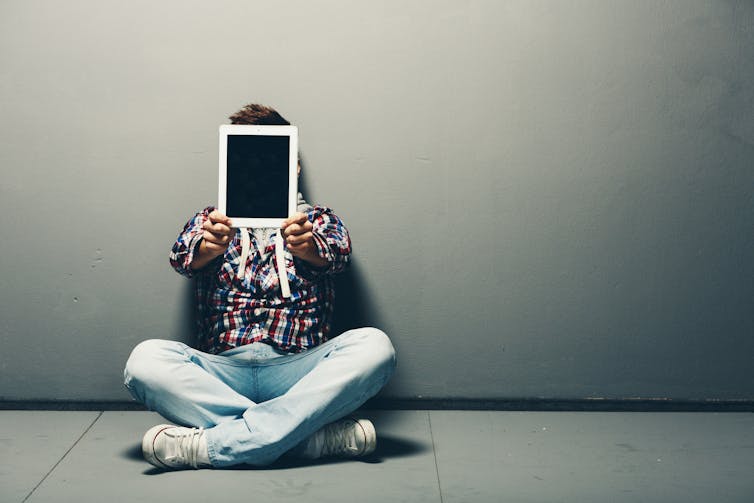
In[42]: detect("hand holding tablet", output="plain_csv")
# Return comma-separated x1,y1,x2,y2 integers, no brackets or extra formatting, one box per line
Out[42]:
282,212,328,268
214,123,326,269
201,211,234,253
189,210,235,270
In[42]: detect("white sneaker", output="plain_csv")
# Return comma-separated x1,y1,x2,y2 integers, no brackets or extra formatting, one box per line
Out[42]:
142,424,211,470
303,418,377,459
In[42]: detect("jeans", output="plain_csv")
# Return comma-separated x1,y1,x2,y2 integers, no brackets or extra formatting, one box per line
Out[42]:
123,327,396,467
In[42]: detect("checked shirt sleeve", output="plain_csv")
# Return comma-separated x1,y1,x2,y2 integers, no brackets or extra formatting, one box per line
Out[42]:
169,206,214,278
299,205,352,276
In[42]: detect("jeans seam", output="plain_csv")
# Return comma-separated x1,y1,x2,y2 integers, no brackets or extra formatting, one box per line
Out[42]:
248,339,333,368
191,351,253,369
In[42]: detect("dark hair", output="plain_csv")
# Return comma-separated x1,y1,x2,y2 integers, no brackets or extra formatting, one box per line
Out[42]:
228,104,290,126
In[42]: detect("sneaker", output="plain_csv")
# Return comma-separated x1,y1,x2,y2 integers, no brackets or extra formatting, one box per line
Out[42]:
142,424,211,470
303,417,377,459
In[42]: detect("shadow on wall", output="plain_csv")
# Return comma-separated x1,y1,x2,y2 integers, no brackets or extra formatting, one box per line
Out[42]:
298,159,385,335
331,258,384,336
176,280,198,345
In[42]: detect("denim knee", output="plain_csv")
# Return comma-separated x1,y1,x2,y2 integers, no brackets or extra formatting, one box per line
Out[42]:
368,327,397,374
340,327,397,386
123,339,184,396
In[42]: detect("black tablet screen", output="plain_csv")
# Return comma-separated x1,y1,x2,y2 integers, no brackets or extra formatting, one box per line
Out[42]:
226,134,290,218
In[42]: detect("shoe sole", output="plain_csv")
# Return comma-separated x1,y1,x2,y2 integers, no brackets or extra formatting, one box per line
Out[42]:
142,424,174,469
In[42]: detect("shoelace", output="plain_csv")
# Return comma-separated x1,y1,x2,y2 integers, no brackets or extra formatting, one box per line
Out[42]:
322,420,362,456
164,427,204,468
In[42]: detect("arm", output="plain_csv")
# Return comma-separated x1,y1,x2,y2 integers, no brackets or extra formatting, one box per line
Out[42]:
191,211,235,270
281,206,351,274
169,208,235,276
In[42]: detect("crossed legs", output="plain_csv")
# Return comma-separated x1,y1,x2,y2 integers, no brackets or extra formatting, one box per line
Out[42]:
123,327,396,467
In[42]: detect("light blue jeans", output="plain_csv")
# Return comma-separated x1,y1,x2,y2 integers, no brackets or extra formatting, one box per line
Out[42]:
123,327,396,467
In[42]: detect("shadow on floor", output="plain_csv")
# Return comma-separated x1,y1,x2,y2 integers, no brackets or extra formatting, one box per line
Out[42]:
268,434,429,469
124,434,428,474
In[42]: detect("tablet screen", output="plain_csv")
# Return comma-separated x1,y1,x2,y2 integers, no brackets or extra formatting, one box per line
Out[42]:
218,124,298,228
226,134,289,218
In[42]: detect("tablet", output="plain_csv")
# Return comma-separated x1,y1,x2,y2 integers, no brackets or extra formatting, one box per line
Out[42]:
218,124,299,228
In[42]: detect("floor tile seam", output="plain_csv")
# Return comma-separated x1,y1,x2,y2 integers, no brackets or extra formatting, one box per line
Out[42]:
22,411,104,503
427,411,445,503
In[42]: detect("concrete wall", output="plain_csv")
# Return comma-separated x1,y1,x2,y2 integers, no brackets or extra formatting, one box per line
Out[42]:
1,0,752,403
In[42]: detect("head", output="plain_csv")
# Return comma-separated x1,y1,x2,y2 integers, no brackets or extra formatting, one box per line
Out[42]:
229,104,290,126
229,104,300,176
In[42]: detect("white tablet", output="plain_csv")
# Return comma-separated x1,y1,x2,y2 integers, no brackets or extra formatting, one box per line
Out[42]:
218,124,298,228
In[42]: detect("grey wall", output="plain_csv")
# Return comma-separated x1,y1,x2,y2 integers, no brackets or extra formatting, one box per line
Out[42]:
1,0,752,403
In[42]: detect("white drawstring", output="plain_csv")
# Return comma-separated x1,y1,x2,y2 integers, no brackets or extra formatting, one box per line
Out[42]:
237,228,251,280
275,230,291,298
236,227,291,298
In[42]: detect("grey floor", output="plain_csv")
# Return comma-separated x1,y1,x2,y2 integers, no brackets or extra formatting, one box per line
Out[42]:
2,410,753,503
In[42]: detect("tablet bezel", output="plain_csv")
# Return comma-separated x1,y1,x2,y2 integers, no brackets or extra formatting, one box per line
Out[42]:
218,124,299,228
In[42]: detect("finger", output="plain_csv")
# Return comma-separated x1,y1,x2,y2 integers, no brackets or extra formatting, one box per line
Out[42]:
203,230,233,245
203,220,234,236
283,221,313,238
203,239,228,254
287,242,310,254
286,232,313,246
208,210,232,226
282,212,308,229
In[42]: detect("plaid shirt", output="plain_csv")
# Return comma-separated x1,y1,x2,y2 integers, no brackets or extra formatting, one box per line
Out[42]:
169,204,351,354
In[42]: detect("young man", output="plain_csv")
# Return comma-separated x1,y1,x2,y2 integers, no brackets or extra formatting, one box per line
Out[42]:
123,104,396,470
